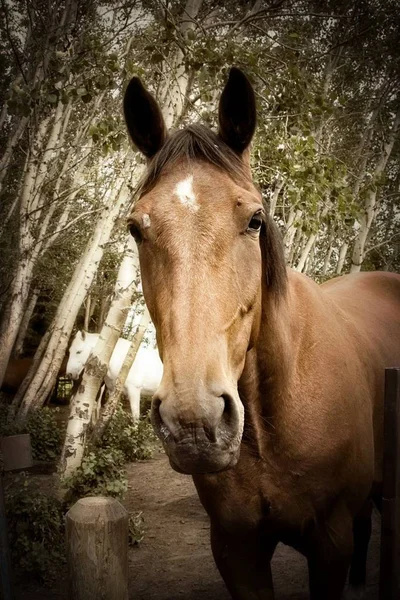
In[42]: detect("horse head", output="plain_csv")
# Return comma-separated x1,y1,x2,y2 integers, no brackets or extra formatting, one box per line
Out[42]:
66,330,98,380
124,68,286,474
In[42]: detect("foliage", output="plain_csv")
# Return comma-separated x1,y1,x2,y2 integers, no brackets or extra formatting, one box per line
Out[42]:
63,447,128,505
5,477,66,584
62,406,156,505
0,402,18,437
24,407,63,461
0,405,62,461
99,405,157,462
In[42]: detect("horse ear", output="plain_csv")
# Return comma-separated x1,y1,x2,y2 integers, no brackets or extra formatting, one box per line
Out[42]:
123,77,167,159
218,67,257,154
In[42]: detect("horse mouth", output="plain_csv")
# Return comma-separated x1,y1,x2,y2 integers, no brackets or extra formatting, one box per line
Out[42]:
163,440,240,474
150,386,244,474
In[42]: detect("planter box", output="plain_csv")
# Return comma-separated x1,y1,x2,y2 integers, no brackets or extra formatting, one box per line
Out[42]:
0,433,33,472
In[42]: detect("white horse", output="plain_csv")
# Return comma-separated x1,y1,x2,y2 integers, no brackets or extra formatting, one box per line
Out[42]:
66,330,163,420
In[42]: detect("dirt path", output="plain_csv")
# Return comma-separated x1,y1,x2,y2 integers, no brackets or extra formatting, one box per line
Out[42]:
125,452,380,600
14,451,381,599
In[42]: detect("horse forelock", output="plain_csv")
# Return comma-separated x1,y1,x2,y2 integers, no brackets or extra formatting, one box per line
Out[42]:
135,124,252,199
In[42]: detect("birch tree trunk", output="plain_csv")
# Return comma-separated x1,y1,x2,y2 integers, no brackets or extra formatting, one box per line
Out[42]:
287,226,303,267
84,296,92,331
12,288,39,358
0,116,29,194
0,86,99,387
350,106,400,273
295,234,316,273
283,208,302,261
336,242,349,275
295,204,329,272
59,237,140,479
13,181,129,424
159,0,203,128
0,115,50,386
322,233,334,276
269,176,284,218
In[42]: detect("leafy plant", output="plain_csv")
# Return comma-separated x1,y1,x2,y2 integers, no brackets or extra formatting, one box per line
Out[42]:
0,405,62,461
25,407,63,461
0,402,18,437
62,407,157,507
63,447,128,505
5,477,66,584
99,405,158,462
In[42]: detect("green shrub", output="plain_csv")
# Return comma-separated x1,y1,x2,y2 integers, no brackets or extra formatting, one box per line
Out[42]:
0,405,62,461
25,407,63,461
63,447,128,505
100,405,157,462
0,402,19,437
5,478,66,583
61,406,156,532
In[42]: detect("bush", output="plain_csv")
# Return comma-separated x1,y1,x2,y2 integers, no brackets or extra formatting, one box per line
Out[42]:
0,405,62,461
25,407,63,461
0,402,19,437
63,447,128,505
5,478,66,583
62,406,157,533
100,405,157,462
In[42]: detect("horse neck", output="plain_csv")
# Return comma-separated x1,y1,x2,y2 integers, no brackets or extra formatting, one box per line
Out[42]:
240,271,318,459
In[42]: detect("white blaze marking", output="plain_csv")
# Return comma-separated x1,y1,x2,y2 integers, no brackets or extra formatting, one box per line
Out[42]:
174,175,198,211
142,213,151,228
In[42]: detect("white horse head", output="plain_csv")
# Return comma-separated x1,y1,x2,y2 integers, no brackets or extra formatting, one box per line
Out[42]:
66,330,99,380
65,329,163,421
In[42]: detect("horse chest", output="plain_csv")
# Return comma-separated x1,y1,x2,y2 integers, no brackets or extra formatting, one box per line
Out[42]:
193,455,316,537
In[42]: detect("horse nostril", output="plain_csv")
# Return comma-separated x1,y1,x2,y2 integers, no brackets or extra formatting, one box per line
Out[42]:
151,395,175,442
221,393,237,427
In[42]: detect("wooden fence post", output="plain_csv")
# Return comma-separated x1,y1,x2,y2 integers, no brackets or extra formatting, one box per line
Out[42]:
66,496,129,600
0,472,13,600
380,367,400,600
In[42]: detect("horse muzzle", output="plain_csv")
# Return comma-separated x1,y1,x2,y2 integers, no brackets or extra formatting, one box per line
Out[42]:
151,387,244,474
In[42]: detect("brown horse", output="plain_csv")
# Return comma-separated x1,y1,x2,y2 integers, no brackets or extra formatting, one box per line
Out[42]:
123,68,400,599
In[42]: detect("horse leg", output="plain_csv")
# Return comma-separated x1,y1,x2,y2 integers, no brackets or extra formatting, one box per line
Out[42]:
211,522,276,600
307,502,354,600
346,498,373,599
127,385,141,421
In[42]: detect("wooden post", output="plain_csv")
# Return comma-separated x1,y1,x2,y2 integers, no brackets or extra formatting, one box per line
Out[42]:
380,367,400,600
0,465,13,600
66,497,128,600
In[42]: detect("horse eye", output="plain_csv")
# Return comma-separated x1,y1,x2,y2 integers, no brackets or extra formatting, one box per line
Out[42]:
247,213,263,233
128,222,142,243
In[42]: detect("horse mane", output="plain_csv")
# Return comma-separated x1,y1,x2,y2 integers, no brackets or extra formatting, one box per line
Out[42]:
260,202,288,298
136,123,287,298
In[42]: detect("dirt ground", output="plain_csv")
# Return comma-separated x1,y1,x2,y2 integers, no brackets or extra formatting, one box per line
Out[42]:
15,453,380,600
125,452,381,600
13,451,381,600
